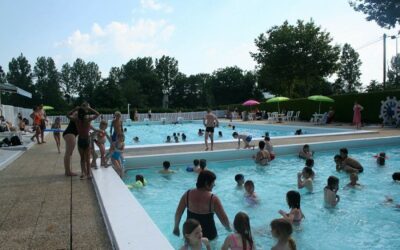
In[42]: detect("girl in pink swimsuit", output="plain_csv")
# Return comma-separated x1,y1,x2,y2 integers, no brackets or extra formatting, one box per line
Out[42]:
353,101,363,129
221,212,254,250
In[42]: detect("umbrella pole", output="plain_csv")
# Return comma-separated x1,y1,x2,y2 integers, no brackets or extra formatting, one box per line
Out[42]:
319,102,321,114
278,102,280,113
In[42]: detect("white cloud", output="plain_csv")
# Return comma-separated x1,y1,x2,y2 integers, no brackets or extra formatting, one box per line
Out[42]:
140,0,173,13
57,19,175,60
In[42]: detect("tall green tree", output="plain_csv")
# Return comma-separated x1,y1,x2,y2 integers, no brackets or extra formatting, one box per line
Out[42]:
0,66,6,84
155,56,179,108
251,20,340,97
209,66,261,105
6,54,37,107
92,67,124,109
350,0,400,28
120,57,162,108
60,63,76,104
70,59,101,105
365,79,383,92
336,43,362,93
387,54,400,89
33,57,64,109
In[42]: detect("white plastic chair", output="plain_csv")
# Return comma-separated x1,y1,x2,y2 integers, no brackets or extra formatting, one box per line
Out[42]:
293,111,300,121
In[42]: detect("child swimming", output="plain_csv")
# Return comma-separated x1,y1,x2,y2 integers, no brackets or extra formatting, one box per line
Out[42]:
133,136,139,143
278,190,304,224
179,219,211,250
221,211,254,250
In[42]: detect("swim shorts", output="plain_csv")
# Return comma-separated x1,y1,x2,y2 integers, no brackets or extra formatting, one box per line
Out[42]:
206,127,215,133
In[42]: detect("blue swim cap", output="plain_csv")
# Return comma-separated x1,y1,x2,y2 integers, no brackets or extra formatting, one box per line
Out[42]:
186,166,194,172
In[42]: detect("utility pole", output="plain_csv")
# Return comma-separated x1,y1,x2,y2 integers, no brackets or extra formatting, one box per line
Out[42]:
383,33,387,89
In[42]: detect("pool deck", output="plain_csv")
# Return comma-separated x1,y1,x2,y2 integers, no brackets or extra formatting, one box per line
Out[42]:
0,120,398,249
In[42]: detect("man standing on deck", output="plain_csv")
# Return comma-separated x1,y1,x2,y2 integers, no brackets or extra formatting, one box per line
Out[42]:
203,109,219,151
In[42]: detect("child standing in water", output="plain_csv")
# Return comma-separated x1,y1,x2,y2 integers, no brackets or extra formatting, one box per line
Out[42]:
235,174,245,188
279,190,304,224
180,219,211,250
51,117,62,153
324,176,340,207
270,218,297,250
221,211,254,250
297,167,314,193
244,180,258,204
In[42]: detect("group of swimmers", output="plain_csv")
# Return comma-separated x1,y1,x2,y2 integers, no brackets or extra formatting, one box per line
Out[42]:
149,140,399,249
166,132,187,143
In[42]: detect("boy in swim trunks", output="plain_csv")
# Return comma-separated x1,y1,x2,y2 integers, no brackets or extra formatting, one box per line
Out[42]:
232,132,254,149
203,109,219,151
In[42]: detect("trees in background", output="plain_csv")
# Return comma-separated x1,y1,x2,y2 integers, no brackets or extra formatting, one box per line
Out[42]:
252,20,340,98
387,54,400,89
334,43,362,93
350,0,400,28
33,57,65,109
365,79,384,92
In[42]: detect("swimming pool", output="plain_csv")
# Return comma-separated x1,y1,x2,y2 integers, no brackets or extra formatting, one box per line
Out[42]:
124,141,400,249
100,120,354,146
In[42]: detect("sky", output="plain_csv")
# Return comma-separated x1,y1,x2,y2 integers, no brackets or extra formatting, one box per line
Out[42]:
0,0,399,88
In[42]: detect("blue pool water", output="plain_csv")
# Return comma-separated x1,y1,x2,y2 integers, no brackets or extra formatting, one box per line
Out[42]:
98,121,350,146
124,145,400,250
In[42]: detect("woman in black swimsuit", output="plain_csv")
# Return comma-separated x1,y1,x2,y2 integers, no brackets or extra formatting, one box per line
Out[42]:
173,170,231,240
63,119,78,176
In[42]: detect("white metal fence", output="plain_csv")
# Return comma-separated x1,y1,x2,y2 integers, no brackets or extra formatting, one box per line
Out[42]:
0,104,227,126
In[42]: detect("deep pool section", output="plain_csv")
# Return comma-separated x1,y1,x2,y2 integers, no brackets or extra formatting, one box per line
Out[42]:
125,145,400,250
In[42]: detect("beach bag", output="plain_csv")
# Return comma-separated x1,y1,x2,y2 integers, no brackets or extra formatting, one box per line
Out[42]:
10,136,22,146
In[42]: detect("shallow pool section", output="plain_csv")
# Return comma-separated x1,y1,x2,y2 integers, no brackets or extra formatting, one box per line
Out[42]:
97,120,355,146
124,138,400,250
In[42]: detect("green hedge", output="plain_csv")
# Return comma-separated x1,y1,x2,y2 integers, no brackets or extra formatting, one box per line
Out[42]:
255,90,400,123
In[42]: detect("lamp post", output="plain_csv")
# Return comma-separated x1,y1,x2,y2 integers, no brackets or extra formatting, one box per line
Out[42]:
127,103,131,119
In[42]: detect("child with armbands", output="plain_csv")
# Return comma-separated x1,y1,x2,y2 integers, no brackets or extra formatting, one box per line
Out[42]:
159,161,175,174
375,152,387,166
51,117,62,153
127,174,147,189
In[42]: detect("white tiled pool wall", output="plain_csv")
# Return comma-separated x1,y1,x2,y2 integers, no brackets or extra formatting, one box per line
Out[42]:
93,136,400,250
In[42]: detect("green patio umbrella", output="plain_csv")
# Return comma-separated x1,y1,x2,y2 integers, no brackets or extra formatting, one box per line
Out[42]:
307,95,334,113
42,105,54,110
266,96,290,113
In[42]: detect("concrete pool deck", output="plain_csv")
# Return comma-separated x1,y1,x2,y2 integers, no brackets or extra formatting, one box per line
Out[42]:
0,120,398,249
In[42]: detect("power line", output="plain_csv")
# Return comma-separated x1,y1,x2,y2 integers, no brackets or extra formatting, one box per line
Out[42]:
356,37,383,51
